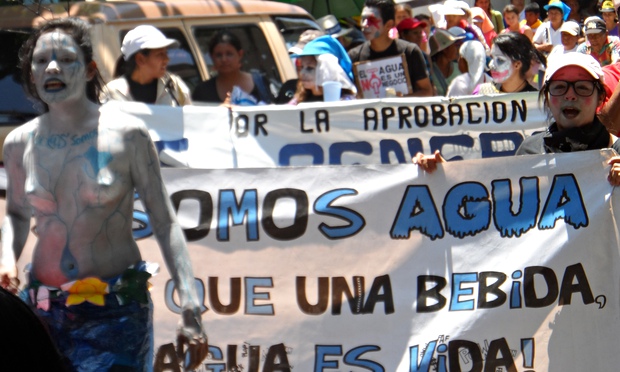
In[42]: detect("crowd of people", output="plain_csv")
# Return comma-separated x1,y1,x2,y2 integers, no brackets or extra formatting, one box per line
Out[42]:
4,0,620,370
92,0,620,107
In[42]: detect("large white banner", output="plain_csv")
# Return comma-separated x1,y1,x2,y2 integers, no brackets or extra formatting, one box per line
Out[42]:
112,150,620,371
111,93,548,168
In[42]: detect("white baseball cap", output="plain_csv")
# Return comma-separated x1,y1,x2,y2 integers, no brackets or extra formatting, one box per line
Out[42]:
121,25,180,61
559,20,580,36
544,52,604,83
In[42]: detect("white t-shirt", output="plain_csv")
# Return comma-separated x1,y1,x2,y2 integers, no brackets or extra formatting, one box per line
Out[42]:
548,43,579,57
532,21,562,47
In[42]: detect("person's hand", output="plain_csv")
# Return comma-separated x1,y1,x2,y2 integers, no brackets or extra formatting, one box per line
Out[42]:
221,91,232,109
412,150,445,174
176,308,208,370
0,266,19,295
608,156,620,186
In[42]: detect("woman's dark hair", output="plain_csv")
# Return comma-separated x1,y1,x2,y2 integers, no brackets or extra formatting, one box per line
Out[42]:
121,49,151,77
19,17,104,112
492,32,538,79
364,0,396,23
208,30,243,56
503,4,519,16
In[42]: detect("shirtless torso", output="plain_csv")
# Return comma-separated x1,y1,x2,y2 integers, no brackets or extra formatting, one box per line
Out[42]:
7,105,150,287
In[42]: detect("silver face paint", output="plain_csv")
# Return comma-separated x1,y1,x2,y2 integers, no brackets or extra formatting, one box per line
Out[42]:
361,6,383,41
31,30,88,105
489,45,514,84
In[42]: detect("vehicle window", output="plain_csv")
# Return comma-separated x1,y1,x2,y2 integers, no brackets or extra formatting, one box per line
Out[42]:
118,27,201,92
193,24,282,97
273,16,322,54
0,29,39,120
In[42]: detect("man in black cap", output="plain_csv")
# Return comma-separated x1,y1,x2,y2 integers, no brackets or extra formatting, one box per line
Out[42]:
576,16,620,67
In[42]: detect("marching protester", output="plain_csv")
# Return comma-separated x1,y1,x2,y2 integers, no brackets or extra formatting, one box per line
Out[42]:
348,0,433,97
414,52,620,188
548,20,581,56
276,29,325,104
601,0,619,38
474,0,504,33
193,30,274,104
516,53,620,156
502,4,533,40
317,14,364,52
394,3,413,26
470,6,498,47
429,29,464,96
396,17,432,76
289,35,357,104
2,17,208,370
576,16,620,67
532,0,571,55
474,32,543,95
521,2,543,34
103,25,192,106
446,40,492,96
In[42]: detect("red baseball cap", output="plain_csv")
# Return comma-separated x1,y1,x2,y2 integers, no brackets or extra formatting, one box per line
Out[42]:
397,18,428,34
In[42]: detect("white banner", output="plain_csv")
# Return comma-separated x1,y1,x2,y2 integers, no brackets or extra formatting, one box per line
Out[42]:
230,93,547,167
115,150,620,371
115,93,548,168
112,101,235,168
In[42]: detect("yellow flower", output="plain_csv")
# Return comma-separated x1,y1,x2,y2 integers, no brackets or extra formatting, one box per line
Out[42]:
64,277,109,306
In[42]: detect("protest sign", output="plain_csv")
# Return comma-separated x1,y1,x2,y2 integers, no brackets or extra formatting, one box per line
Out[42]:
353,54,412,98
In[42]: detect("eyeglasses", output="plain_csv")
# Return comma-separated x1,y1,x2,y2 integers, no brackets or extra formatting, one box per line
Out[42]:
547,80,597,97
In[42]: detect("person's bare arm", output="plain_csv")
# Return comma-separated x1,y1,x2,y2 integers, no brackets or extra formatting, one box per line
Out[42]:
1,127,32,293
408,77,434,97
598,83,620,135
608,156,620,186
129,124,208,369
412,150,446,173
534,43,553,54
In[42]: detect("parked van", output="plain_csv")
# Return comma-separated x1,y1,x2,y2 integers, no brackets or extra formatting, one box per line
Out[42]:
0,0,320,161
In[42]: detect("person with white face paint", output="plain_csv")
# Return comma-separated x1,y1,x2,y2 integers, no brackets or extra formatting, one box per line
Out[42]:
516,52,620,159
474,32,542,95
413,52,620,188
2,18,208,370
348,0,433,97
288,35,357,104
446,40,492,96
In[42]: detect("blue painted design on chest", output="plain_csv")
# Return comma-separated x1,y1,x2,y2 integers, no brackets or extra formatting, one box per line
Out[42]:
85,146,112,175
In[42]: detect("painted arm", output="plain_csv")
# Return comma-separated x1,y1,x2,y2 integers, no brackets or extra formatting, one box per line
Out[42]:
1,130,32,293
130,125,208,369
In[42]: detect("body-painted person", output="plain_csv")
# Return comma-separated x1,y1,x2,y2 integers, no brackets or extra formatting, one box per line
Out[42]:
0,18,208,371
413,52,620,187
